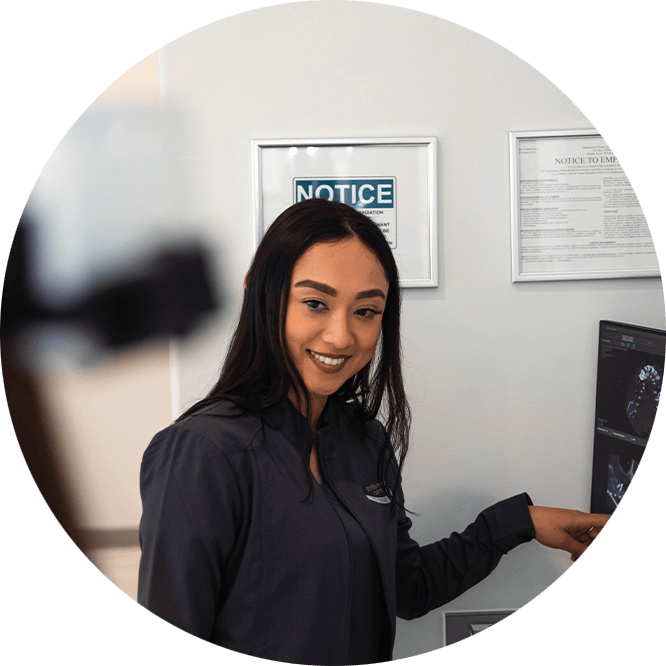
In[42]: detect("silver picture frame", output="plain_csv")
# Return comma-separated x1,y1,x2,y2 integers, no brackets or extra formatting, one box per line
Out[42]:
509,129,659,282
252,137,438,288
444,609,516,646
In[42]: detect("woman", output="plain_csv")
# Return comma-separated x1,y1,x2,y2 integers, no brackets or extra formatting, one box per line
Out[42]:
138,198,607,665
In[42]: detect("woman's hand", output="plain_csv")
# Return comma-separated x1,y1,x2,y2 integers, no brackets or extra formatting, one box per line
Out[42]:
528,505,609,561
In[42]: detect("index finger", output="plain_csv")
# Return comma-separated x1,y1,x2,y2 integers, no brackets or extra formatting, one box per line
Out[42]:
587,513,610,527
580,513,610,535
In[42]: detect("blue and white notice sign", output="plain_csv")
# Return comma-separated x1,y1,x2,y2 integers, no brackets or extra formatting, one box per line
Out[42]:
293,177,397,248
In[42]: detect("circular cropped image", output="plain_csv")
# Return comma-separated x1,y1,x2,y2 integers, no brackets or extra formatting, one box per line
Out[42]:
2,2,664,665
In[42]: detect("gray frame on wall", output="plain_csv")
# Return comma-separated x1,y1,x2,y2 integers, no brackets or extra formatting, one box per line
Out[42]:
252,137,438,288
509,129,659,282
444,609,515,646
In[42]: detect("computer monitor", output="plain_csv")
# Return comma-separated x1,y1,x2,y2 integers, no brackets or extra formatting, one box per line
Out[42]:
590,320,665,514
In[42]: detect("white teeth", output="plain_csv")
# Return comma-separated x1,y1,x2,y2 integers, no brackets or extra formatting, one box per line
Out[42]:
311,351,345,366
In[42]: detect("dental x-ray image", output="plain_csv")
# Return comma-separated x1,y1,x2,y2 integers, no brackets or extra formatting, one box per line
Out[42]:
606,453,639,509
590,321,666,514
626,363,662,438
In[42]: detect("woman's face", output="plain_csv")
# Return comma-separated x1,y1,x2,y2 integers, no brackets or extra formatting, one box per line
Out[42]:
285,236,389,410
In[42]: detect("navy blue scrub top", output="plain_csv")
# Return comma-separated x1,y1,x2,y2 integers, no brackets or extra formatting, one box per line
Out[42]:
319,481,389,664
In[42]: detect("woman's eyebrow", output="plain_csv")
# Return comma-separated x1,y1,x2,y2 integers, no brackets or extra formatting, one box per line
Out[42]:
293,280,386,301
293,279,337,296
355,288,386,301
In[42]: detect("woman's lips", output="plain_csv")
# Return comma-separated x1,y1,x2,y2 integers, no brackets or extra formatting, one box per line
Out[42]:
308,350,349,370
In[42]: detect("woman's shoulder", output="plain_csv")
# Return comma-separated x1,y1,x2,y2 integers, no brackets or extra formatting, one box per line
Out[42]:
181,400,263,443
149,400,263,458
140,402,262,499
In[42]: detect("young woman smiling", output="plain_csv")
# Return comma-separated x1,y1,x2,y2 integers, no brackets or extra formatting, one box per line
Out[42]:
285,235,389,483
138,198,608,665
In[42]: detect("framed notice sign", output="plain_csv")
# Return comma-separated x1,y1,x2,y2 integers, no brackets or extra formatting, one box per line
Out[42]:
509,129,659,282
252,137,438,287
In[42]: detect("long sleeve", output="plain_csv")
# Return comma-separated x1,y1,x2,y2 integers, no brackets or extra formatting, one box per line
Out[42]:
395,493,535,620
137,426,248,639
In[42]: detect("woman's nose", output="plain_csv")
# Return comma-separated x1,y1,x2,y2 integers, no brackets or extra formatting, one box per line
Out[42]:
322,312,353,349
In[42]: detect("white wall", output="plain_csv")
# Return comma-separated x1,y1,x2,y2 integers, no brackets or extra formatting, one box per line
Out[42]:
160,2,664,658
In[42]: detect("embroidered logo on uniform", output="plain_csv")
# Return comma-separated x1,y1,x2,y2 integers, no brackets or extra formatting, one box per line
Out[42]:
365,483,391,504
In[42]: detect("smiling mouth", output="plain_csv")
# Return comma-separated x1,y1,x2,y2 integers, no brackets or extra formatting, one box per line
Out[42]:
308,350,348,367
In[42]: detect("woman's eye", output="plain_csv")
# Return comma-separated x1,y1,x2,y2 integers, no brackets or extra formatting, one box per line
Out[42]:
304,300,326,312
356,308,382,320
302,300,381,319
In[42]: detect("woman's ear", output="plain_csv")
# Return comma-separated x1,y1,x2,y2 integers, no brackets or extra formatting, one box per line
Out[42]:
244,271,249,290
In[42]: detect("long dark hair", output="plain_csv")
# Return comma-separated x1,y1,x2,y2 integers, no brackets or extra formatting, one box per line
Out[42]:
178,198,411,502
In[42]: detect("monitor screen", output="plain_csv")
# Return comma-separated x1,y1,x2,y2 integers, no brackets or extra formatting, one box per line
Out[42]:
590,320,665,514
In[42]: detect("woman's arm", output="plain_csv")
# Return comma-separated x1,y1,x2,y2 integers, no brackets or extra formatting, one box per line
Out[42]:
395,493,535,620
138,426,246,639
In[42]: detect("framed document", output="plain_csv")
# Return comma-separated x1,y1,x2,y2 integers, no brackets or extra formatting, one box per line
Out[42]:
252,137,438,287
509,129,659,282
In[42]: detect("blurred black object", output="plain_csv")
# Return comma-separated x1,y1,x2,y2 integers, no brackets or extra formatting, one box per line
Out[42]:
2,216,218,347
1,213,219,550
83,244,217,348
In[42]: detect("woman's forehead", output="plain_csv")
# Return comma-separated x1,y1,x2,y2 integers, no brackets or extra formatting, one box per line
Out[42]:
292,238,389,291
